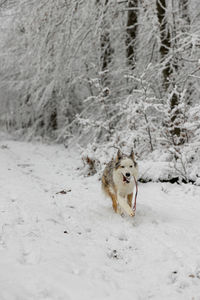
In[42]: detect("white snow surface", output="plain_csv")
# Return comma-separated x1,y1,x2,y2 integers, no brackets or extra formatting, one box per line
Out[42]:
0,138,200,300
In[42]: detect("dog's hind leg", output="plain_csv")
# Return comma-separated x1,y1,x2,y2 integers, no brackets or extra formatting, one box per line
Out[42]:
127,193,133,208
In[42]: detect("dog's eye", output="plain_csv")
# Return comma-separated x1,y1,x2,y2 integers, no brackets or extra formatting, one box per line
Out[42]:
130,165,133,168
121,166,125,168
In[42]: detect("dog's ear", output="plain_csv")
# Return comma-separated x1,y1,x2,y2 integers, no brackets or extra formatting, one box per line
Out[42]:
116,149,122,162
130,148,135,160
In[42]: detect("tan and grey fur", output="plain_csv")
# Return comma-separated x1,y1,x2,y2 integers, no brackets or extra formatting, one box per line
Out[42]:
102,149,138,217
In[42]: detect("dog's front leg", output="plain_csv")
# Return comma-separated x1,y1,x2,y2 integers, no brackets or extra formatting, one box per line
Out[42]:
127,193,133,207
117,194,135,217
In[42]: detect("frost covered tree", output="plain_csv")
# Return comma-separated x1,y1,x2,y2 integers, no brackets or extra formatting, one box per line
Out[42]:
1,0,200,182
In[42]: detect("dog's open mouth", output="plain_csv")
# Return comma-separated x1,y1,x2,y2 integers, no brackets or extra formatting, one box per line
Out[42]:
122,174,130,184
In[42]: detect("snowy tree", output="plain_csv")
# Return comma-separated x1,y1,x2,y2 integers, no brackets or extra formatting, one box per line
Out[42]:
0,0,200,182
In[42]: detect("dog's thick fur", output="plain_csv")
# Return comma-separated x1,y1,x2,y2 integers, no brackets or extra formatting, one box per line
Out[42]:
102,149,138,216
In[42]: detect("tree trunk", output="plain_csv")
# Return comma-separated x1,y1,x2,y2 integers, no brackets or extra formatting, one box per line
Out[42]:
96,0,113,87
157,0,183,145
126,0,138,69
156,0,171,89
49,89,57,131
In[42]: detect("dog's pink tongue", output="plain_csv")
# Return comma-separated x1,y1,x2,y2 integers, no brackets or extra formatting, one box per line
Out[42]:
123,174,129,183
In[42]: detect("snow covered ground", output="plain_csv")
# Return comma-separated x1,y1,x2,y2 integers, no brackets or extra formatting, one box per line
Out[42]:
0,137,200,300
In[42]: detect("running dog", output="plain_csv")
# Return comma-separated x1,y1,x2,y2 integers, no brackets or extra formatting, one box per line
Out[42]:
102,149,138,216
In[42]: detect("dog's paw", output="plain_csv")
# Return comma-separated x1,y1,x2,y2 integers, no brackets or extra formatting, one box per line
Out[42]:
130,210,135,217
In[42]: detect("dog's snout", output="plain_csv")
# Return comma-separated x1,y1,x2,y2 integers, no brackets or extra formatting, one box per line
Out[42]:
126,172,130,177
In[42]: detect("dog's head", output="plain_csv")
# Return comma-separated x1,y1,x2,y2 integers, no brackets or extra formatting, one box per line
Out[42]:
115,149,138,184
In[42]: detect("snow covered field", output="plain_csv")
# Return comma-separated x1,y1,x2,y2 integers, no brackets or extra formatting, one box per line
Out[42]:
0,138,200,300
